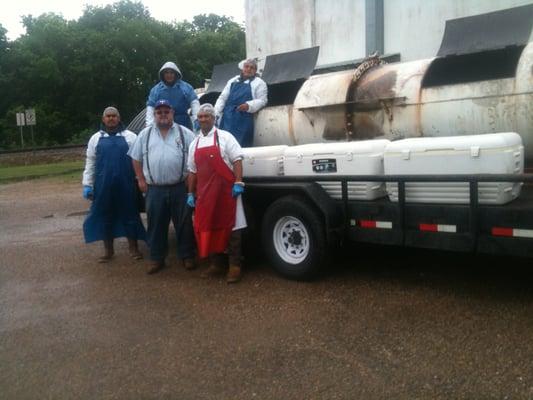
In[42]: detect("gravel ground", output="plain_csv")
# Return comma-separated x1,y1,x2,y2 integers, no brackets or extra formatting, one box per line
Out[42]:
1,179,532,399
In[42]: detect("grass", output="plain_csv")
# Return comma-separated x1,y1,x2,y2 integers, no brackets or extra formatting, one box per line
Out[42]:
0,161,84,184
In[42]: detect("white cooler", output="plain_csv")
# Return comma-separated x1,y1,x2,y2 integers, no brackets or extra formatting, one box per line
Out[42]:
242,145,288,177
283,140,390,200
384,132,524,205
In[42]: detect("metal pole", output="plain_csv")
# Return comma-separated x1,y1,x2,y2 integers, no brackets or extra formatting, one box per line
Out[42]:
30,125,35,149
365,0,384,56
19,126,24,148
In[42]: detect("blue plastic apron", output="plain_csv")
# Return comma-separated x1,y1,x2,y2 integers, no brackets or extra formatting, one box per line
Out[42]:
161,83,193,129
220,78,254,147
83,133,146,243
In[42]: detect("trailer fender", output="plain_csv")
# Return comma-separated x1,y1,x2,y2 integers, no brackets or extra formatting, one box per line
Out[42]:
246,181,345,245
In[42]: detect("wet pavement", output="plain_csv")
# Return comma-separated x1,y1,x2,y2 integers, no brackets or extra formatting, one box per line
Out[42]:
1,179,533,399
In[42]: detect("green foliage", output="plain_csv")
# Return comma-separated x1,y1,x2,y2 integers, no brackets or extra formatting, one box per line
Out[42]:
0,161,84,183
0,1,245,149
0,23,7,51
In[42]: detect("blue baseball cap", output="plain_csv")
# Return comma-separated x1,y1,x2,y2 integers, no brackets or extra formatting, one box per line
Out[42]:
154,99,172,109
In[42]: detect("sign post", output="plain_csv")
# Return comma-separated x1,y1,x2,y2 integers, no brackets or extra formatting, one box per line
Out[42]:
16,112,25,148
25,108,36,148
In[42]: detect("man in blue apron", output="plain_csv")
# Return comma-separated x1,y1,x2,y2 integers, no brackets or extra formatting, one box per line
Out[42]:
214,59,268,147
146,61,199,130
82,107,146,263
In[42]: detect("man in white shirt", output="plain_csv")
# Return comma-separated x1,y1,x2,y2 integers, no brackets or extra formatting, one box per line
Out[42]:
82,107,146,263
187,103,247,283
214,58,268,147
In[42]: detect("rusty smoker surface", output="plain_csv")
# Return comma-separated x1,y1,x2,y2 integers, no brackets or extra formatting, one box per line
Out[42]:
253,42,533,165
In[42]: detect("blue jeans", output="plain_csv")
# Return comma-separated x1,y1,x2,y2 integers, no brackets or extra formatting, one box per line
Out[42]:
145,183,195,262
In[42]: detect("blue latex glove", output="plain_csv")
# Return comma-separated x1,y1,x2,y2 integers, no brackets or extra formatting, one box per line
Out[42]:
187,193,195,208
193,119,200,132
232,183,245,198
83,185,93,200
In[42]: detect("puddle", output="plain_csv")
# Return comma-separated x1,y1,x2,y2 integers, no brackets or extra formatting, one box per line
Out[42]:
67,210,88,217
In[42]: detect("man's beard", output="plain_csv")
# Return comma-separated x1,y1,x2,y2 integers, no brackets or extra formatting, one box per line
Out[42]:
201,124,214,135
157,120,173,129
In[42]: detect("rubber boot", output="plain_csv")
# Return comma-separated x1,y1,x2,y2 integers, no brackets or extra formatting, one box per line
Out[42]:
98,239,114,263
226,264,242,283
181,258,197,270
226,230,242,283
146,259,165,275
201,254,226,278
127,238,143,260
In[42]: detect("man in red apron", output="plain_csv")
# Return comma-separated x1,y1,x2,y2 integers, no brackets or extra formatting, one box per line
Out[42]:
187,103,247,283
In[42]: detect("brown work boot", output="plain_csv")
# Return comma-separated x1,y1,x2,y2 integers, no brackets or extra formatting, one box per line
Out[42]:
226,265,242,283
146,260,165,275
128,238,143,260
182,258,197,270
98,239,114,263
200,258,225,278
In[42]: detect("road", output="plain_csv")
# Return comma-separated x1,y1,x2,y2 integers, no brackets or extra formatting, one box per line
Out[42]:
1,179,532,399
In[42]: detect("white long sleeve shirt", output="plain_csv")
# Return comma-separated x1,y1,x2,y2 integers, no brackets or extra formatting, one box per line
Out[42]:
214,75,268,117
82,130,138,187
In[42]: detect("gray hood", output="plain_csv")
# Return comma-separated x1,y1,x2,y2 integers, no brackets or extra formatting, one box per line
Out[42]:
159,61,182,82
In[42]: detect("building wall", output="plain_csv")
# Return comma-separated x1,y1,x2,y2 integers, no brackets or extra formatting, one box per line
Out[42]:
245,0,533,66
313,0,366,65
245,0,314,62
384,0,533,62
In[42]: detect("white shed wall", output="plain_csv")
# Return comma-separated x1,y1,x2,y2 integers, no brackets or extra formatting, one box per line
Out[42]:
245,0,533,66
245,0,314,61
384,0,533,61
314,0,366,65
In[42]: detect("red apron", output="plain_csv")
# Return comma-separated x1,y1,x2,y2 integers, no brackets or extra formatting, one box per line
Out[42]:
193,130,236,258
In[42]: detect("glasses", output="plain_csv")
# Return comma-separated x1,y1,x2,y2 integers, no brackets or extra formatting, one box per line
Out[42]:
155,110,171,115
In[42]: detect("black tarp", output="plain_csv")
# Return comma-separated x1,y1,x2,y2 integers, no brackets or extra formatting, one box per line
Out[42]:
437,4,533,57
261,46,320,84
200,62,241,105
202,46,320,106
204,62,241,93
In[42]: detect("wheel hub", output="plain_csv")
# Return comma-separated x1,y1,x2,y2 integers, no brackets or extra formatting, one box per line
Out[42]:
288,230,303,246
273,216,310,264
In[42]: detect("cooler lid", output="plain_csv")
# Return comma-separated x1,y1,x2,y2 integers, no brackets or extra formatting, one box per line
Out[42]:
242,145,288,157
285,140,390,157
385,132,523,153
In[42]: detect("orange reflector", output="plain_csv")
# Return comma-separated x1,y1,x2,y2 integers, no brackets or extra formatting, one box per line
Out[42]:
419,223,438,232
360,220,376,228
358,220,392,229
492,227,514,237
419,223,457,233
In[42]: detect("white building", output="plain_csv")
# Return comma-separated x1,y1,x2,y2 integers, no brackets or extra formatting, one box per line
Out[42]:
245,0,533,66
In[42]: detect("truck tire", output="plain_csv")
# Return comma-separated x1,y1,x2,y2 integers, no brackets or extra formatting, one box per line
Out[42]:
262,196,327,280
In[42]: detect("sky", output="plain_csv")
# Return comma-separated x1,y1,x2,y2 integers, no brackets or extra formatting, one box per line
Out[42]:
1,0,246,41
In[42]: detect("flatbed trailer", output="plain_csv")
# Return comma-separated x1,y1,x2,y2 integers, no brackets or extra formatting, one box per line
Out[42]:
243,174,533,280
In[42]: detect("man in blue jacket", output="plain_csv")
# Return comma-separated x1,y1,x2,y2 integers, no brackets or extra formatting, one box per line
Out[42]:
146,61,200,130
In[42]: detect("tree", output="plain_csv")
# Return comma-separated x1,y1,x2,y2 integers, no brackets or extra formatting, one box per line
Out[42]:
0,1,245,149
0,23,7,52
